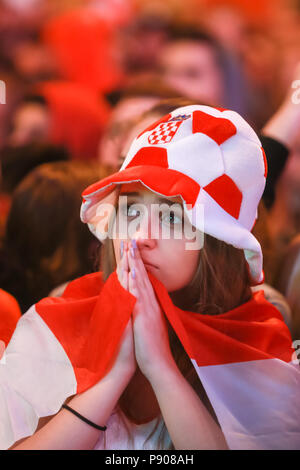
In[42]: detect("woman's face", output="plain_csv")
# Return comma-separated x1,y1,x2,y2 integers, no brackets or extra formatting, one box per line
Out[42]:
98,96,161,169
158,40,224,106
8,102,50,146
113,182,200,292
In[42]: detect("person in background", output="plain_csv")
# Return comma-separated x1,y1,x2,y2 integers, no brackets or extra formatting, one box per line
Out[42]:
7,82,111,160
119,13,170,82
1,142,69,194
7,94,51,148
0,141,69,240
157,25,254,123
0,161,111,312
98,78,182,169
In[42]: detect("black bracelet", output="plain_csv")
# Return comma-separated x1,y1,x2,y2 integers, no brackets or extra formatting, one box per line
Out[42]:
61,404,107,431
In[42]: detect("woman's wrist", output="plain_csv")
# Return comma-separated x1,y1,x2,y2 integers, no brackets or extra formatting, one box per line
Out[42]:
144,355,181,388
105,358,136,384
66,365,134,433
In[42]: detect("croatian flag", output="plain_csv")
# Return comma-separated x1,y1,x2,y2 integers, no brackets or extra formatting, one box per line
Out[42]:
1,272,300,450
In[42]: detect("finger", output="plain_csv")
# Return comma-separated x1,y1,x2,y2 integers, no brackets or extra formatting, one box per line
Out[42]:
129,242,162,314
130,239,148,278
124,243,130,290
128,240,148,282
128,241,152,294
116,240,124,280
122,266,129,291
122,241,129,271
117,241,129,290
128,247,156,316
128,246,144,297
128,257,139,299
122,242,130,290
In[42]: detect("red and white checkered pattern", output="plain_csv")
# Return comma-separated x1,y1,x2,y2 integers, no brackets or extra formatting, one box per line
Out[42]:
81,105,267,284
148,120,182,145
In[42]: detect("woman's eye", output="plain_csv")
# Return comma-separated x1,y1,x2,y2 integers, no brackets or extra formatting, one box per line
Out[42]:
120,204,141,218
127,206,140,217
161,211,182,225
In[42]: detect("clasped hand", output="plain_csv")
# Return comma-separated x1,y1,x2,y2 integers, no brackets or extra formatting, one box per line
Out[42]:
115,240,176,382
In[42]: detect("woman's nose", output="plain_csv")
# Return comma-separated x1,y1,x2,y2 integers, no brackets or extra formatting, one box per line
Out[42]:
131,212,157,249
134,234,157,250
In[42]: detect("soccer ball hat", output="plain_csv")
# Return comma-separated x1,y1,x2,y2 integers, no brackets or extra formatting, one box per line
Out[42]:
81,105,267,284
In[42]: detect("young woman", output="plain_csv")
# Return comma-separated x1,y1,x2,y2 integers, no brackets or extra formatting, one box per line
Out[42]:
2,105,300,450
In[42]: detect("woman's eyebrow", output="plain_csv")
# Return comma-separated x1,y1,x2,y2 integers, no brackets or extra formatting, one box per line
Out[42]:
157,197,182,207
119,193,182,206
119,192,140,198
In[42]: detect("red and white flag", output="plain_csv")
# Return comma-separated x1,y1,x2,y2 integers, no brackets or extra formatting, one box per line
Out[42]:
1,271,300,449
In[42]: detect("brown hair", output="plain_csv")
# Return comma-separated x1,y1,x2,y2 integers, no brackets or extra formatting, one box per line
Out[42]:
0,161,112,312
138,97,210,119
121,78,182,101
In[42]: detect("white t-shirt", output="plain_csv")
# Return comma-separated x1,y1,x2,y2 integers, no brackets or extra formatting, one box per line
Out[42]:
94,408,172,450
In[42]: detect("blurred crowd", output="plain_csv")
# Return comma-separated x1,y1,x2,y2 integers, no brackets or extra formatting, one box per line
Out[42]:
1,0,300,343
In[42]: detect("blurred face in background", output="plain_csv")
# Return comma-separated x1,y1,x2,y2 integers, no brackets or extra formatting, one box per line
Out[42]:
120,112,162,167
158,40,224,106
8,102,50,147
98,96,161,169
12,41,58,81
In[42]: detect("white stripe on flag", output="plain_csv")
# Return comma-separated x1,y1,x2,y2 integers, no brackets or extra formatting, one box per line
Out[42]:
192,358,300,449
0,305,77,449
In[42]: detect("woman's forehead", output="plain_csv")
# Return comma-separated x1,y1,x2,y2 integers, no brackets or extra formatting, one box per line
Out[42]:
119,182,183,204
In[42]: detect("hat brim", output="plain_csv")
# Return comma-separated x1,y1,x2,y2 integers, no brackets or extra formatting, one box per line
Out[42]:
81,165,201,223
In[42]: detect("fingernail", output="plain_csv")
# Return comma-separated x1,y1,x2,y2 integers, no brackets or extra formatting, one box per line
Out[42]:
130,246,135,258
120,240,124,257
132,239,137,249
131,267,136,279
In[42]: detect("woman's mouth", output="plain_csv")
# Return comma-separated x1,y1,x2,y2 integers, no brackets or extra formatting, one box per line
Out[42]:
143,261,158,270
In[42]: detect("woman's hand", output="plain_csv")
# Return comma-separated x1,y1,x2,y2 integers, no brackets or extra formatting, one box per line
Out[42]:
107,317,136,380
115,241,228,451
262,61,300,148
114,241,136,378
126,240,177,382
